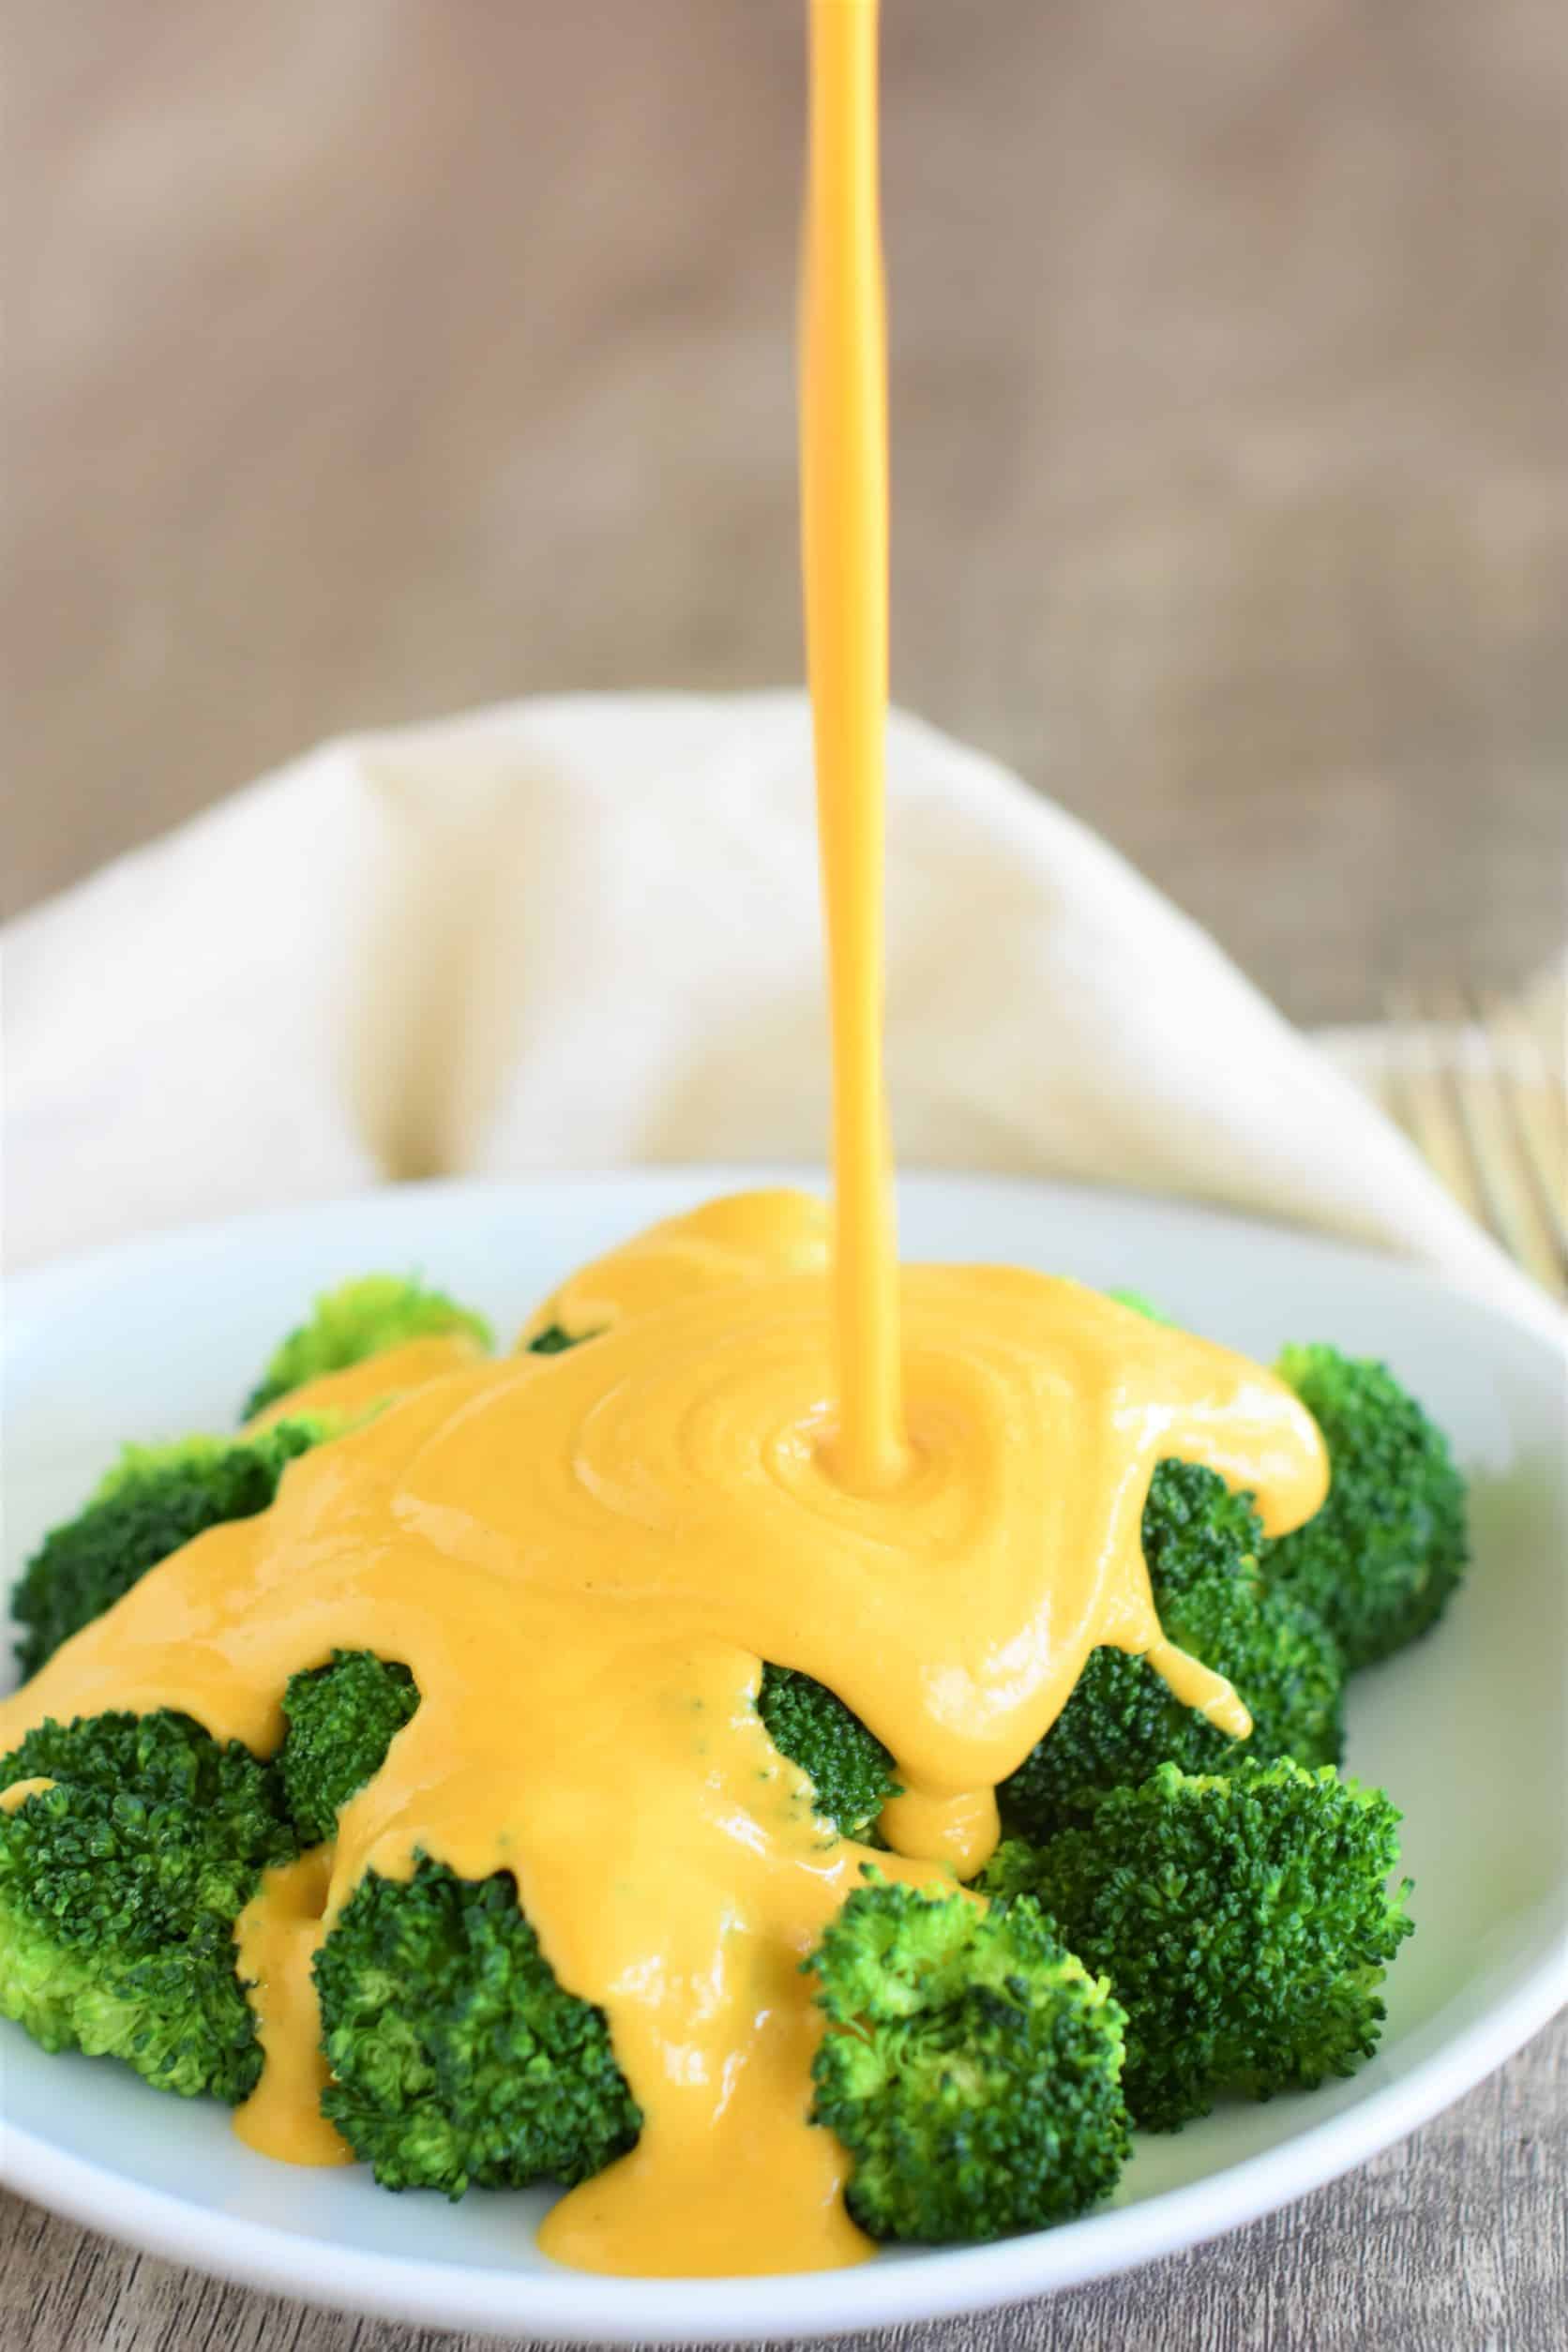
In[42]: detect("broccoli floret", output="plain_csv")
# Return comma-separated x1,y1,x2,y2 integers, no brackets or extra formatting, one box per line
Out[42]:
0,1711,295,2102
998,1461,1343,1837
758,1665,900,1840
1107,1289,1174,1325
1141,1456,1269,1583
1265,1344,1469,1670
10,1420,334,1681
279,1651,421,1846
243,1275,492,1419
807,1873,1129,2241
314,1857,640,2196
282,1659,636,2197
525,1323,582,1355
277,1647,636,2199
984,1758,1413,2131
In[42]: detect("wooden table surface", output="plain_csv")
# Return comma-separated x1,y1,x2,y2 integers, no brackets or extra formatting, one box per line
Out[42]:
3,4,1563,2346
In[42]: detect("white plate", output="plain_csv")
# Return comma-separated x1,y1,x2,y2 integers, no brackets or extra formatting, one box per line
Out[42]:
2,1170,1564,2344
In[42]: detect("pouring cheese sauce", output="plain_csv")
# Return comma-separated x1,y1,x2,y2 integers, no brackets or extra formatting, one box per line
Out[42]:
0,0,1328,2280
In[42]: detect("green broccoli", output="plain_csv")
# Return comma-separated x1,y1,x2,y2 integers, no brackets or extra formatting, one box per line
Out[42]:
807,1873,1129,2241
10,1420,336,1681
0,1711,296,2102
984,1757,1413,2131
243,1274,492,1420
758,1665,899,1840
525,1323,582,1355
998,1461,1343,1838
314,1857,641,2196
279,1651,421,1846
1107,1289,1174,1325
277,1653,636,2195
1265,1344,1469,1670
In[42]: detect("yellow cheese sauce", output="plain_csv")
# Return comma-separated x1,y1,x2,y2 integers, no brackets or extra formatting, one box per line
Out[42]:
233,1846,347,2167
519,1186,832,1347
0,0,1333,2282
245,1331,490,1432
0,1778,54,1816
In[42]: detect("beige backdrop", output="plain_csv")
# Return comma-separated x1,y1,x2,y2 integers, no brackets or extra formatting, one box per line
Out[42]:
7,0,1566,1020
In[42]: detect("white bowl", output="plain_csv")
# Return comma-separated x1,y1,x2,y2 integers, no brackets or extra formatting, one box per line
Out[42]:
2,1170,1564,2344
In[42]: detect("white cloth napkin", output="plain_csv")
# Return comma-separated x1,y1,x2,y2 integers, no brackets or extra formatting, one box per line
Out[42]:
5,692,1558,1337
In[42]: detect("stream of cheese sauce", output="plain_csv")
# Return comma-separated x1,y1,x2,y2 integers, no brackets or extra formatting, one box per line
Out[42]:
0,0,1331,2280
801,0,905,1497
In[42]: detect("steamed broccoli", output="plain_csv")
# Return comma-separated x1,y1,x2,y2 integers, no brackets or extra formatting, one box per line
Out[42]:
984,1758,1413,2131
998,1461,1343,1838
0,1711,295,2102
807,1873,1129,2241
526,1323,581,1355
279,1651,421,1846
1265,1345,1469,1670
759,1665,899,1839
274,1653,636,2195
10,1420,335,1681
1107,1289,1174,1325
243,1274,492,1420
314,1857,641,2196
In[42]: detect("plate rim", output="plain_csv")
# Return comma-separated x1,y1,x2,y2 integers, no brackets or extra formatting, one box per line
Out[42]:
3,1168,1566,2342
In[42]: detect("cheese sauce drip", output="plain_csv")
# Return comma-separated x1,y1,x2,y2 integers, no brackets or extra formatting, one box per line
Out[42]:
0,0,1334,2282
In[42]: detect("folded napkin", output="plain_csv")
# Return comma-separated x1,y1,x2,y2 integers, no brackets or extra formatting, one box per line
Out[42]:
5,692,1558,1336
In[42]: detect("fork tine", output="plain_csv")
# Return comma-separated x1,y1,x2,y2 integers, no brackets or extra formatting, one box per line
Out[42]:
1443,987,1567,1296
1477,986,1568,1260
1384,988,1492,1229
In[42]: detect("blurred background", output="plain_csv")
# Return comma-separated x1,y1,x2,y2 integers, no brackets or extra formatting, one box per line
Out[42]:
6,0,1564,1023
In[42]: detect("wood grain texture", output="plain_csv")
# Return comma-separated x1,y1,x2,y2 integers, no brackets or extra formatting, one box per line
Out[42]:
1,2010,1563,2351
5,0,1566,1019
